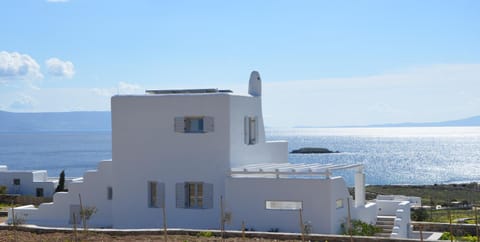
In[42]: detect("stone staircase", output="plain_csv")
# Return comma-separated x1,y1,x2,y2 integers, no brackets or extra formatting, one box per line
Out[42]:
375,215,395,237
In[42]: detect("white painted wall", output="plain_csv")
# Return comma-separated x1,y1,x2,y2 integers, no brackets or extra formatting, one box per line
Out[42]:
111,94,232,229
229,95,288,167
8,160,113,227
225,177,351,234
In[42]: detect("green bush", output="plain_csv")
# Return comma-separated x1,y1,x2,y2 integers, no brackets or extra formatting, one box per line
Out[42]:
411,207,429,221
342,220,382,236
197,231,213,237
0,185,6,194
439,232,477,242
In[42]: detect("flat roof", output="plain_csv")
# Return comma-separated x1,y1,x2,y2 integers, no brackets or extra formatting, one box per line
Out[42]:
145,88,233,95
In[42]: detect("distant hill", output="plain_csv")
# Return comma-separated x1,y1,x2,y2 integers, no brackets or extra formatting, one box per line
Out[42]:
366,115,480,128
0,111,111,132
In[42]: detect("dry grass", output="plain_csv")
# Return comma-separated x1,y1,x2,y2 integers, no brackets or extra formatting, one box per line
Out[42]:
0,229,301,242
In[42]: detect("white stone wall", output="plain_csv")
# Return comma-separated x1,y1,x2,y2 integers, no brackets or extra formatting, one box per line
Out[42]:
111,94,232,229
225,177,351,234
9,160,113,227
228,95,288,167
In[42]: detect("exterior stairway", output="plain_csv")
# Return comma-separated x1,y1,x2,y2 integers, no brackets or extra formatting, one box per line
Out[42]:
375,216,395,237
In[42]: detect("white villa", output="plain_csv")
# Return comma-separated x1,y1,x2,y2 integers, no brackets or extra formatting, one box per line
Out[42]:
7,71,418,238
0,165,81,198
0,165,56,197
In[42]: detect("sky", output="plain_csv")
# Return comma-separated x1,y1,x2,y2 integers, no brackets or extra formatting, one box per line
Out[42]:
0,0,479,127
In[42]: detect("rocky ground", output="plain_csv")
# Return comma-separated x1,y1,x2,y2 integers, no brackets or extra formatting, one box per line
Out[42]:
0,229,300,242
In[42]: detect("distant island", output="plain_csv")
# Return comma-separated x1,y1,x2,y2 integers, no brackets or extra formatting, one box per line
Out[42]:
290,147,339,154
295,115,480,128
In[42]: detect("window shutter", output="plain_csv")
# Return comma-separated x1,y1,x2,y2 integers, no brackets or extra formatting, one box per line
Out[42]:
175,183,185,208
174,117,185,133
204,116,214,132
253,116,259,144
244,117,249,144
157,183,165,208
203,183,214,209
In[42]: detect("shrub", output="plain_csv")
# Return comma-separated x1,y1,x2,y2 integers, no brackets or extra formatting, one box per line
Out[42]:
0,185,6,194
411,207,429,221
197,231,213,237
342,220,382,236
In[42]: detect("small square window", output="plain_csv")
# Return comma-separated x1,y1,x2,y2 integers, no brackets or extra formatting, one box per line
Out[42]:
13,178,20,185
336,199,344,209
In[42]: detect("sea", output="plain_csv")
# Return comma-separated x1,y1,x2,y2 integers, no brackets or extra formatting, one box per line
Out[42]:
1,127,480,186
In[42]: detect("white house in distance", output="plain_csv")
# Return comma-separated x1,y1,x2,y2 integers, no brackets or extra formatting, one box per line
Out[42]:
0,165,81,198
8,71,417,237
0,165,57,197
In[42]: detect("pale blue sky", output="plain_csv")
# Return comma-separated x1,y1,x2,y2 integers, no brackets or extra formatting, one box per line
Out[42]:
1,0,479,126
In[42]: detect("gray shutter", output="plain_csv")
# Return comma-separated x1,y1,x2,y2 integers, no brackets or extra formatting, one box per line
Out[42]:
175,183,185,208
204,116,214,132
174,117,185,133
253,116,259,144
203,183,214,209
244,117,249,144
157,182,165,208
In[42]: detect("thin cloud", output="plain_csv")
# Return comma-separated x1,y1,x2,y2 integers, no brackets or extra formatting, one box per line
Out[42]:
46,58,75,79
92,82,143,97
0,51,43,81
9,94,37,111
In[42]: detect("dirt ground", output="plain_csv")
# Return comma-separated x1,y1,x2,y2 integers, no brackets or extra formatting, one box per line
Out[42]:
0,229,302,242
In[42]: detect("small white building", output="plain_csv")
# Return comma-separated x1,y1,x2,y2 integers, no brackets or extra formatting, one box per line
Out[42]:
0,165,57,197
8,71,416,237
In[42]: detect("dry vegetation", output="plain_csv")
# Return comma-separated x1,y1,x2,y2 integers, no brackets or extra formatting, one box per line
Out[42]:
0,229,303,242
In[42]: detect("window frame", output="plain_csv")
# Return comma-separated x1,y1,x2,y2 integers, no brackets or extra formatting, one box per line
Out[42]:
265,200,303,210
186,182,204,209
13,178,20,185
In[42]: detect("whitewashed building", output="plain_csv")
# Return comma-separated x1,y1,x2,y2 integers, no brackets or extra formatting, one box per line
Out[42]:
0,165,81,198
0,165,57,197
8,71,416,237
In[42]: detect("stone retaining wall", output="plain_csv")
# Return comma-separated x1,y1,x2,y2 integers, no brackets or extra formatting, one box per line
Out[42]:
413,222,478,236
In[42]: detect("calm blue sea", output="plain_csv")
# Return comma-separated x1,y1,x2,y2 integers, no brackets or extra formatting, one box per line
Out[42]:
1,127,480,185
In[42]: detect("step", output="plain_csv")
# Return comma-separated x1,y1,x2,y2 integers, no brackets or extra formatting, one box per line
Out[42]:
375,232,392,237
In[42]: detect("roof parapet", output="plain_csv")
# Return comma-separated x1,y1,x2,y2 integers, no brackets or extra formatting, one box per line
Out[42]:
145,88,232,95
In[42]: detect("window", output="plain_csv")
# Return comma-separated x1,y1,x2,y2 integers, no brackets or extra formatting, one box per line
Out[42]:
176,182,213,209
244,116,258,145
36,188,44,197
148,181,165,208
266,200,302,210
336,199,344,209
13,178,20,185
174,116,214,133
107,187,113,200
188,183,203,208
